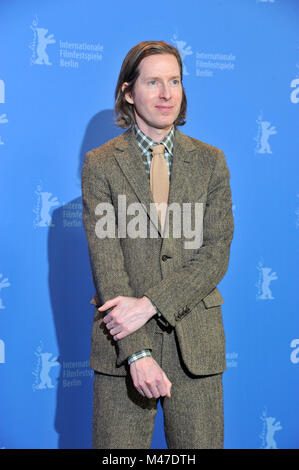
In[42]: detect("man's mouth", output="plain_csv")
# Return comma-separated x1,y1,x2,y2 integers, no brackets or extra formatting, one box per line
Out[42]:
155,106,174,111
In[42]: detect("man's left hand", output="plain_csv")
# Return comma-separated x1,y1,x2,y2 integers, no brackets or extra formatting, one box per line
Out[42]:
99,296,157,340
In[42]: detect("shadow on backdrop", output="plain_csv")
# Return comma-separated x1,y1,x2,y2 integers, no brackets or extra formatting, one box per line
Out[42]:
48,109,167,449
48,110,122,448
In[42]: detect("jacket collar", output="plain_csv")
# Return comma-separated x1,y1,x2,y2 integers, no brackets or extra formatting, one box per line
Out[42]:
113,126,197,237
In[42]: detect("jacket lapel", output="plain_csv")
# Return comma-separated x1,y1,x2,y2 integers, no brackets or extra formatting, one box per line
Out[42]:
113,126,197,237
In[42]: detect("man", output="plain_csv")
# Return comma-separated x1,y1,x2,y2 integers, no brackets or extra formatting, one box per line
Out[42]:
81,41,234,449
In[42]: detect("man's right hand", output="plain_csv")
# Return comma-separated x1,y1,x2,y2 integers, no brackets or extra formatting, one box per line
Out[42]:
129,356,172,399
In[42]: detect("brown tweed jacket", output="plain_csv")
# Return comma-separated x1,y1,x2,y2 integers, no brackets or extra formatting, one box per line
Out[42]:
81,126,234,376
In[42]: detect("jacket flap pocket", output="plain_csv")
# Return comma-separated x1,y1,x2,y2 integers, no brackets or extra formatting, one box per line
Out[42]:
202,288,224,308
89,294,101,306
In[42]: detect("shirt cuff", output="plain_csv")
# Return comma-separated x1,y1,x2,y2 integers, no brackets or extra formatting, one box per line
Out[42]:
127,349,152,365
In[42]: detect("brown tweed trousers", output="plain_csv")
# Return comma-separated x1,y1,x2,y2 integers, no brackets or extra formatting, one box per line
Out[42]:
81,126,234,448
92,322,224,449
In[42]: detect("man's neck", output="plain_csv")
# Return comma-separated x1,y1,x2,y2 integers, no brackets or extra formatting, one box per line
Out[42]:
135,121,173,143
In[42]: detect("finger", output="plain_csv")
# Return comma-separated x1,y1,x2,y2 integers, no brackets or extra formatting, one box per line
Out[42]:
166,380,172,398
105,317,118,328
102,317,112,328
161,376,172,398
109,325,122,336
98,303,108,310
129,364,150,398
143,379,161,399
103,314,113,324
147,374,164,399
103,310,118,324
111,329,126,340
131,376,145,398
156,379,167,398
98,298,118,310
113,327,133,340
149,383,160,399
136,386,145,397
140,381,154,399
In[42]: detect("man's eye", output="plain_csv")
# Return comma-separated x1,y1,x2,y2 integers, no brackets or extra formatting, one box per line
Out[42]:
148,80,156,85
171,79,180,85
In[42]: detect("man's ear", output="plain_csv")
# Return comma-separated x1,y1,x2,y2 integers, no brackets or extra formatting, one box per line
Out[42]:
122,82,134,104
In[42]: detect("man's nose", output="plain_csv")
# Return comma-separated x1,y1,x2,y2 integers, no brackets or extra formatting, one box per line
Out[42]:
159,83,171,100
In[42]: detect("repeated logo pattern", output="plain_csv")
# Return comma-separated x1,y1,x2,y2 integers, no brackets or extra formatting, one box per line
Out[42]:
0,1,298,449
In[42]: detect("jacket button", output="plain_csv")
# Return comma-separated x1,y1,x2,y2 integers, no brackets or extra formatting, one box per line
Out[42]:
162,255,171,262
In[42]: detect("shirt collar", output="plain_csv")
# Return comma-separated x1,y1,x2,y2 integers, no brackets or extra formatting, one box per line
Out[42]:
134,124,174,156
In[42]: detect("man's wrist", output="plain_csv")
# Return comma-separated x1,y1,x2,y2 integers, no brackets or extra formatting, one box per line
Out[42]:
128,349,152,365
142,295,161,318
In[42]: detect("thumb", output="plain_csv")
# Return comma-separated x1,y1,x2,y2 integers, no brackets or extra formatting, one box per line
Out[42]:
98,298,117,310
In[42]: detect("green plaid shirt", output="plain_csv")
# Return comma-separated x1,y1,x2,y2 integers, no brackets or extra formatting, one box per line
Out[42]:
134,123,174,179
127,124,174,366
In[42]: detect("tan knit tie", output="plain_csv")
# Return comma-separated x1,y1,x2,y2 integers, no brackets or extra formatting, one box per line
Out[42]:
149,144,169,233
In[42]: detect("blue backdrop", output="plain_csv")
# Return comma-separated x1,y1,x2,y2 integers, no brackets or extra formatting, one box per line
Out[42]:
1,0,298,449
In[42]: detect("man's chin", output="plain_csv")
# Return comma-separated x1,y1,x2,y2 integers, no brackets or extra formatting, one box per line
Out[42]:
152,119,176,130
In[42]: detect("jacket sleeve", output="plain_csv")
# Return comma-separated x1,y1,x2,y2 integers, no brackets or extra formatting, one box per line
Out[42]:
143,148,234,327
81,150,153,366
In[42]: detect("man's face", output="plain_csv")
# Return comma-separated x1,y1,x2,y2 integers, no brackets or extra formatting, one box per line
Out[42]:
122,53,183,138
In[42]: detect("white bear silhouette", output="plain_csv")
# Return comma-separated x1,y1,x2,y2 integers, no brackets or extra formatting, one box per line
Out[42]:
36,352,59,389
33,27,56,65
